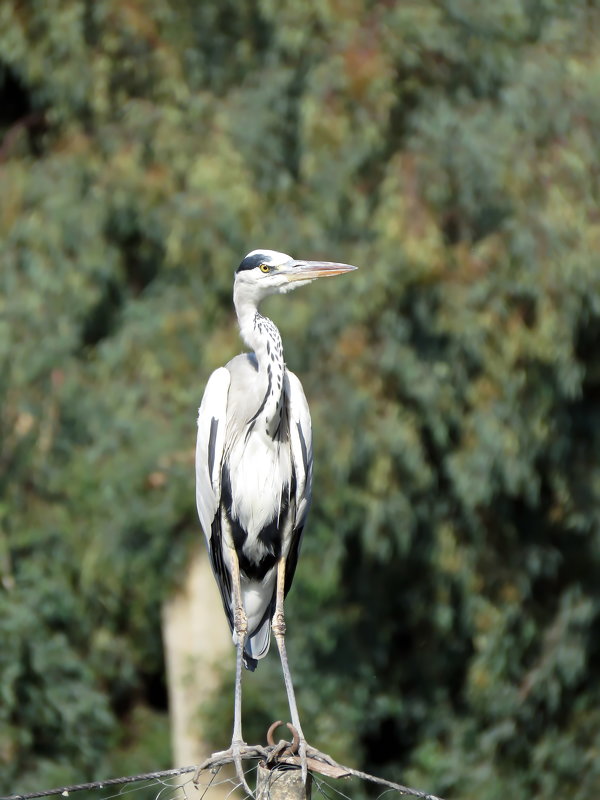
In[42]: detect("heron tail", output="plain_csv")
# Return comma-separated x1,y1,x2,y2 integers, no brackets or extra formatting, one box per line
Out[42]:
243,652,258,671
243,607,272,671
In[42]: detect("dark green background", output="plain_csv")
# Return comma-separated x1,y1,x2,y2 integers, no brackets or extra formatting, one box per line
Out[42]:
1,1,599,797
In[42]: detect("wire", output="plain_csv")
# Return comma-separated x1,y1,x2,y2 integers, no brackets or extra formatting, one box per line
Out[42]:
2,747,444,800
1,766,198,800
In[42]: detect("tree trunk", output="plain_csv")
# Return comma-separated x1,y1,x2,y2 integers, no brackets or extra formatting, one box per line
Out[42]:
162,549,234,799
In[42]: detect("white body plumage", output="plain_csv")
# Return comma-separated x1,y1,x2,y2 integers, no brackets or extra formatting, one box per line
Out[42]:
196,250,320,669
196,355,312,667
194,248,356,790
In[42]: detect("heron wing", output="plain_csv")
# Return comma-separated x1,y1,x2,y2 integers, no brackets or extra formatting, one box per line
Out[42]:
284,370,313,596
196,367,233,625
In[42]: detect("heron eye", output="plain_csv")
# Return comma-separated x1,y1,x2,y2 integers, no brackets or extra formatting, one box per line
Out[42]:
259,264,270,273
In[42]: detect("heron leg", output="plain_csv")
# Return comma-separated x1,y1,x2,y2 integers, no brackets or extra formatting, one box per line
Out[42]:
229,546,253,796
272,556,307,783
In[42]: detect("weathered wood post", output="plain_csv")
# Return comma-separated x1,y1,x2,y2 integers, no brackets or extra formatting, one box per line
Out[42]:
255,764,312,800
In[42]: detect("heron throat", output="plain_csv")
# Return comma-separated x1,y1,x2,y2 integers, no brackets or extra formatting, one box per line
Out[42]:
235,297,286,440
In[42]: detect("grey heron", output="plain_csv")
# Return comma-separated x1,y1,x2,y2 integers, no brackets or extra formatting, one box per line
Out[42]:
195,249,357,792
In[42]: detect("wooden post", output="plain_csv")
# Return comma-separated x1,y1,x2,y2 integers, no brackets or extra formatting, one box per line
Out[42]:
256,764,312,800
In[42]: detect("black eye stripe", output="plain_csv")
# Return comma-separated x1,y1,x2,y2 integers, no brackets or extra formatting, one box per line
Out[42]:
237,253,270,272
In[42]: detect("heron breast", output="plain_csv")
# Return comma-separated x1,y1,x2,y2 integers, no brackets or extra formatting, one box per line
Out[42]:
227,433,293,541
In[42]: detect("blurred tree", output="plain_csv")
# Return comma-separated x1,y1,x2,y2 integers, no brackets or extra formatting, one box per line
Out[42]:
0,0,599,797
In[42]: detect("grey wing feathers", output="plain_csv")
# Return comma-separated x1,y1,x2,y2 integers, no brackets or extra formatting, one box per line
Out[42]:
196,366,312,662
196,367,233,624
284,370,313,595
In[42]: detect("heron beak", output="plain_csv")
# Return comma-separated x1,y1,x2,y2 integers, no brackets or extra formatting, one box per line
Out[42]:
284,260,358,281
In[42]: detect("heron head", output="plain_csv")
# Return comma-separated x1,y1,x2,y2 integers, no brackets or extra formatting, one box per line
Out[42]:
234,249,357,303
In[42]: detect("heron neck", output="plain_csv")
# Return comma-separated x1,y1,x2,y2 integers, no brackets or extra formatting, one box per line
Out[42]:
235,299,286,438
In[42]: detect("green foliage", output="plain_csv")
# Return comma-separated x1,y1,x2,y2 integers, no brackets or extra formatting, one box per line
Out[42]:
1,0,600,796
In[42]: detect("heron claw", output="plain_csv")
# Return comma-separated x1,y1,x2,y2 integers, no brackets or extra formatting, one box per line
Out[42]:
231,739,253,796
299,736,308,785
199,740,253,796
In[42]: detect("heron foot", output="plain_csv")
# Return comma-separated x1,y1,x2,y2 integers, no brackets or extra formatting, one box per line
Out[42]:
203,739,253,796
298,735,308,785
193,728,349,793
232,737,253,796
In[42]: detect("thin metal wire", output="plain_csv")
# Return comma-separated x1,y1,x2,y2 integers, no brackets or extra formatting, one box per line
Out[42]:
311,775,355,800
0,767,197,800
96,780,163,800
2,747,443,800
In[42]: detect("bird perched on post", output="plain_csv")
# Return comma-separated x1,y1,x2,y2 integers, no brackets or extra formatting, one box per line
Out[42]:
195,249,357,792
